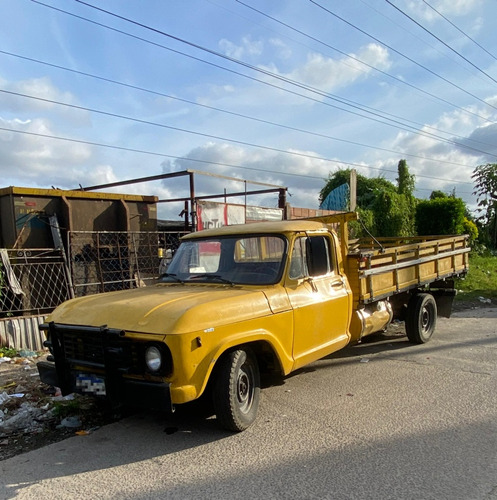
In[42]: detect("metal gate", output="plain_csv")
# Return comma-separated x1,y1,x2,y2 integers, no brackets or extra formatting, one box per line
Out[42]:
0,249,72,317
68,230,188,297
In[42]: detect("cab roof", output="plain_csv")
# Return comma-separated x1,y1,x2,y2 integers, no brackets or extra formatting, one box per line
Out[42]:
183,219,331,239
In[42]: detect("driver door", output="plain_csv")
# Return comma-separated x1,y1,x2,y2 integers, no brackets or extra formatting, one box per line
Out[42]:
287,233,351,369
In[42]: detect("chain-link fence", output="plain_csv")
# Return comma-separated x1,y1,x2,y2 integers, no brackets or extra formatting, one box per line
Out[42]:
0,231,189,318
0,249,73,318
68,230,189,297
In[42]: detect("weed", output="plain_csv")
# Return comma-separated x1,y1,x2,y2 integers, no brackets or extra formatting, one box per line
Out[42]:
52,398,82,418
0,347,18,358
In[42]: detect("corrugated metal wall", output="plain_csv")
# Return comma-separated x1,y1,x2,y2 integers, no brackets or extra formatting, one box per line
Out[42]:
0,315,46,351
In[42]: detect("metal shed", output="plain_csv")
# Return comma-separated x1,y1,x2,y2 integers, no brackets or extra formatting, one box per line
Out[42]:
0,186,158,249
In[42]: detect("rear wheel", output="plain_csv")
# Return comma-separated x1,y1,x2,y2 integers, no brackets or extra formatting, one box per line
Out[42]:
406,293,437,344
212,348,260,432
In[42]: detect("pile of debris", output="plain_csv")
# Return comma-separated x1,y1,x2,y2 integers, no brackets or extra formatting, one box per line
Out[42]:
0,351,115,461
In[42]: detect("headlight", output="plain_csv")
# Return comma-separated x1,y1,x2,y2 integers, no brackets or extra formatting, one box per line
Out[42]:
145,346,162,372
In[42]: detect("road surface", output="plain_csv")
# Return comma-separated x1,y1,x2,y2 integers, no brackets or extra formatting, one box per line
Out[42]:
1,307,496,499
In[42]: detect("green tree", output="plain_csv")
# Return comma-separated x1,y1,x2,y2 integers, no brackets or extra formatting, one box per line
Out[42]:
397,159,415,196
319,169,395,208
472,163,497,248
429,190,447,200
320,163,417,237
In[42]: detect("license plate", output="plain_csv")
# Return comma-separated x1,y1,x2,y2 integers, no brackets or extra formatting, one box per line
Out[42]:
76,374,106,396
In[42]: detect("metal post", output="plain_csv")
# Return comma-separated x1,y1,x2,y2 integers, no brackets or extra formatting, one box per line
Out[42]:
189,172,196,232
350,169,357,212
183,201,189,231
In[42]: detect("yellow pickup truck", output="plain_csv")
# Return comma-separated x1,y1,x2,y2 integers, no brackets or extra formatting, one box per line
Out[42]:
37,213,469,431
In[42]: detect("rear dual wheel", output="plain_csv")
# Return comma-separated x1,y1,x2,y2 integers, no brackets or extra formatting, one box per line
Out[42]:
406,293,437,344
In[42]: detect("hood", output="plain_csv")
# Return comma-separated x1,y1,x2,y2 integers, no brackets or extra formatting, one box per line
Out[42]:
48,284,275,335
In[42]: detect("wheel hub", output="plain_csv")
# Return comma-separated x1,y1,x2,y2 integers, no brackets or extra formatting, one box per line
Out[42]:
421,307,430,330
238,372,249,402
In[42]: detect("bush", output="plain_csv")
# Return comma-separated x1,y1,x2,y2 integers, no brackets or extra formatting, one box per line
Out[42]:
373,191,416,237
462,217,478,244
416,197,466,235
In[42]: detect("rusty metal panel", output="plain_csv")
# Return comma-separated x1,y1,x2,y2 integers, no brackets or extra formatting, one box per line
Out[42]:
0,187,158,249
0,315,46,351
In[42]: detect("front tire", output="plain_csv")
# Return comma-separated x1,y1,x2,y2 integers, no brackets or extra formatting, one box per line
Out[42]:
212,348,260,432
406,293,437,344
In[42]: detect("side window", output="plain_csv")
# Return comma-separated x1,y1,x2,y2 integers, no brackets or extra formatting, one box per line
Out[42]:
289,237,306,279
306,236,332,277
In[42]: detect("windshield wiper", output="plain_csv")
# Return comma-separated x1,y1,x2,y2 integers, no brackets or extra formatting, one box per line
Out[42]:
160,273,183,283
188,274,234,286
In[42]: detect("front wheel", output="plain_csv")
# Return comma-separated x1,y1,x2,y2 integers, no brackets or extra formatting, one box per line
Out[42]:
212,348,260,432
406,293,437,344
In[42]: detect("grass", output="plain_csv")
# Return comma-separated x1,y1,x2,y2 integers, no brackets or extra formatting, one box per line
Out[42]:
455,252,497,302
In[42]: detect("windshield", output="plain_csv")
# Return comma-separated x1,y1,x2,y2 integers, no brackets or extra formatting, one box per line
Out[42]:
161,234,287,285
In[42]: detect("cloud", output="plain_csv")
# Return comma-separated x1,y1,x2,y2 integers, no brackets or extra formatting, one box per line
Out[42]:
0,117,93,186
269,38,292,60
219,36,264,59
158,142,342,219
381,102,497,207
406,0,482,21
276,43,391,92
456,123,497,160
0,75,90,125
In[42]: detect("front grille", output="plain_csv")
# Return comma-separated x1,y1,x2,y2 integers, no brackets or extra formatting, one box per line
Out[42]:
62,331,106,364
53,327,143,374
43,323,172,377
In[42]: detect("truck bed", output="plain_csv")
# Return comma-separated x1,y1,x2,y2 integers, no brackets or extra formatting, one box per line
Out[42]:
345,235,470,304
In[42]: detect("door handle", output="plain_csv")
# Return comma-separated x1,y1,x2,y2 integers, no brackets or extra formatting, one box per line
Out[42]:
331,278,345,288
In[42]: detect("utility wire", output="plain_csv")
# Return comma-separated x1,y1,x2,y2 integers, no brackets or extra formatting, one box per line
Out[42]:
0,126,474,187
385,0,497,85
68,0,497,127
236,0,494,125
3,87,496,161
358,0,490,83
0,49,484,169
308,0,497,111
31,0,448,142
421,0,497,62
29,1,497,155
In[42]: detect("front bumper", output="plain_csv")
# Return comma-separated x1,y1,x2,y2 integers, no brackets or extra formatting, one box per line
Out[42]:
37,360,172,411
37,361,173,411
38,322,173,412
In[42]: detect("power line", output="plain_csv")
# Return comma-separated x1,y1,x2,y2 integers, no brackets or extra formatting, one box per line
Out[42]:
29,1,497,157
308,0,497,112
236,0,494,126
0,49,483,169
358,0,490,83
4,85,496,161
69,0,497,134
29,0,497,157
385,0,497,85
421,0,497,62
0,126,474,188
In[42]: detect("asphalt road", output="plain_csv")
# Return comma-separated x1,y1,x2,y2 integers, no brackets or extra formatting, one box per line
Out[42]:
1,307,497,500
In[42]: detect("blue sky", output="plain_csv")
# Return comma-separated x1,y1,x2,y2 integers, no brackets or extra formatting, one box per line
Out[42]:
1,0,496,219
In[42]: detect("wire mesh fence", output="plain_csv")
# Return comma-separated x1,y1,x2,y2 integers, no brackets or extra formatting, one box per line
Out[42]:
0,231,189,318
0,249,73,318
68,230,189,297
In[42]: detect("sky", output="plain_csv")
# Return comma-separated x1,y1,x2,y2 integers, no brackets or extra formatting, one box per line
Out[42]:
1,0,496,220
